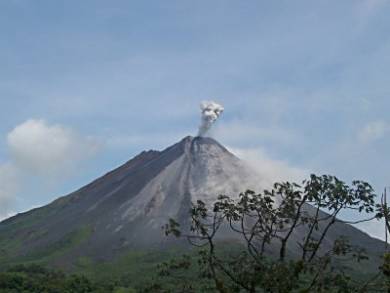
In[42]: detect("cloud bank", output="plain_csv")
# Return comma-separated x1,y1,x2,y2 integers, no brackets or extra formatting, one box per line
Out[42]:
7,119,99,175
0,119,99,220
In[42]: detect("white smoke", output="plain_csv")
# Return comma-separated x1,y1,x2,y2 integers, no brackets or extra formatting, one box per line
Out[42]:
198,101,224,137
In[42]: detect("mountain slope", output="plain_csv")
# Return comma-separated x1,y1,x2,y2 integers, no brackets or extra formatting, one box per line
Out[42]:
0,136,384,272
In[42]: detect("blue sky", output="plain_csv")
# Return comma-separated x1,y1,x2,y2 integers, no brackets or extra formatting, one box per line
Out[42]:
1,0,390,238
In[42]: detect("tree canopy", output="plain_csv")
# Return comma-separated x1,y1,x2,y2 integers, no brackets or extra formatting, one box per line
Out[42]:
161,174,389,292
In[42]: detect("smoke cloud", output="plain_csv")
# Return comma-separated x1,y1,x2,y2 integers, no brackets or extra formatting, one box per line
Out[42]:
198,101,224,137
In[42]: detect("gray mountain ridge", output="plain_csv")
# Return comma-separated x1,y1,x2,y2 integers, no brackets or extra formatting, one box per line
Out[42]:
0,136,385,270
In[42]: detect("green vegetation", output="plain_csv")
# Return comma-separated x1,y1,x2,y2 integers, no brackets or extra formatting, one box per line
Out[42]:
73,249,175,288
26,225,93,262
2,174,390,292
0,250,203,292
0,264,121,293
0,225,93,270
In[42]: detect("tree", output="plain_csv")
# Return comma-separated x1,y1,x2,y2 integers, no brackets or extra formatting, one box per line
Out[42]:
163,174,381,292
375,188,390,291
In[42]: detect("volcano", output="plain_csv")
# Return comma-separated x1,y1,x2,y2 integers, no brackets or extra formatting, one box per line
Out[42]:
0,136,384,270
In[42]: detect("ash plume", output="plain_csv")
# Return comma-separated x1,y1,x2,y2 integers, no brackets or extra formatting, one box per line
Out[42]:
197,101,224,137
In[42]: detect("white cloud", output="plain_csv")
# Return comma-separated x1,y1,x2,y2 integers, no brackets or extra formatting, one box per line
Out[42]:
0,163,19,220
228,146,309,188
7,119,100,175
0,119,100,219
357,121,389,144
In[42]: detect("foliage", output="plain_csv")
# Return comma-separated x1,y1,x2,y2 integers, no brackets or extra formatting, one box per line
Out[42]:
163,174,385,292
0,264,136,293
